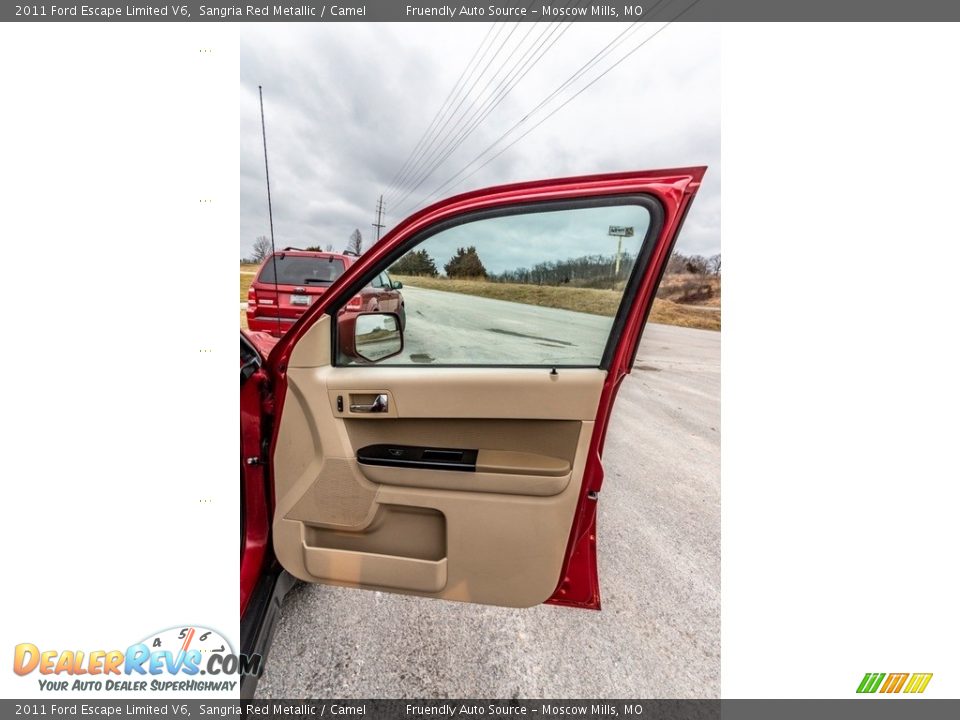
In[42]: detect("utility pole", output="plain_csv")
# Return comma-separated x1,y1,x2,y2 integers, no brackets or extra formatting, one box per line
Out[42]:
372,195,385,243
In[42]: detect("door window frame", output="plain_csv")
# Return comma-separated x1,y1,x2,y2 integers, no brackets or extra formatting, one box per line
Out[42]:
328,194,665,370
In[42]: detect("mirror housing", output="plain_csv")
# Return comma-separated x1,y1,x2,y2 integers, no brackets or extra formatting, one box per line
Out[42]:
392,280,403,289
339,311,403,363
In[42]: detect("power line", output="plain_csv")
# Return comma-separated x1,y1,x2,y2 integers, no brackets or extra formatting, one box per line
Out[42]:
392,1,663,212
386,22,513,203
391,22,542,200
385,23,498,197
386,0,545,205
401,0,698,216
387,5,552,206
383,23,496,196
414,15,659,205
389,17,578,211
386,21,523,205
394,17,653,214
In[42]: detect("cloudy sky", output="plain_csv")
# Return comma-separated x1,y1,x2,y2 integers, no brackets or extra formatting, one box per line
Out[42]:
239,22,719,261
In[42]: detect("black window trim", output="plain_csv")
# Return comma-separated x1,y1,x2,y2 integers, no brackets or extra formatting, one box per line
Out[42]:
327,194,665,371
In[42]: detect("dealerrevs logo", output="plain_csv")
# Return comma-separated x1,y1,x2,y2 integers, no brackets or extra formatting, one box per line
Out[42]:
13,626,260,693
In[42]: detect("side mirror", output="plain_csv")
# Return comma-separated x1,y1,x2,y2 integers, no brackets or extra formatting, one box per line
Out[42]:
342,312,403,363
392,280,403,289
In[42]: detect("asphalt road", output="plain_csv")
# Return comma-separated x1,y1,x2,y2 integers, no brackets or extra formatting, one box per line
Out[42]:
390,286,612,366
255,291,720,698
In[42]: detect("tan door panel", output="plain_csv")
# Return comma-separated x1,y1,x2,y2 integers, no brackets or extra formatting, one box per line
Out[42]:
272,319,606,607
325,366,605,420
477,450,570,476
303,548,448,593
357,461,572,497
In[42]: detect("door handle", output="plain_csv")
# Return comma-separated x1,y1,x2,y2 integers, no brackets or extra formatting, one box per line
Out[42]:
350,394,389,413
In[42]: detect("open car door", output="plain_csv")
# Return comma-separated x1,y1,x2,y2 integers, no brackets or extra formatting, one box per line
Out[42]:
265,168,705,610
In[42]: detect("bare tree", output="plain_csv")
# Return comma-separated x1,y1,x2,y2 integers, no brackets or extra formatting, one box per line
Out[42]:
324,243,333,252
251,236,272,263
666,253,688,274
345,229,363,255
708,253,721,275
685,254,710,275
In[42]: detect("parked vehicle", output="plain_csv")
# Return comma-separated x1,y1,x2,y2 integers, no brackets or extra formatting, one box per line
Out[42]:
239,168,705,696
246,249,404,337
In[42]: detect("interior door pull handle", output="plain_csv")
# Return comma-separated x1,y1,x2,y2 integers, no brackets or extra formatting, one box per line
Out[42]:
350,394,389,413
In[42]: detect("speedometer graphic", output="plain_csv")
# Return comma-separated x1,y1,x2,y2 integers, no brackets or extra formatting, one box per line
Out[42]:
138,626,234,659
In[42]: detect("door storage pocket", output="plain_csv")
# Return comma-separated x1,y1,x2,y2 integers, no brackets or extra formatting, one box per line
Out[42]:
302,547,447,592
302,505,447,592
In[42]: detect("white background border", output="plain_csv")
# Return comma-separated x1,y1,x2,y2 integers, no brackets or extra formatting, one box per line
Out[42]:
1,21,958,700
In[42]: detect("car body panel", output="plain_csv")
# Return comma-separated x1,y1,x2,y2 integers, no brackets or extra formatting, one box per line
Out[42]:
244,329,279,359
240,332,271,617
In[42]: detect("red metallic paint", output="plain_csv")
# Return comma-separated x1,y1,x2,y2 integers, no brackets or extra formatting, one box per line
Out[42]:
245,330,279,359
240,332,273,617
264,168,706,610
547,171,706,609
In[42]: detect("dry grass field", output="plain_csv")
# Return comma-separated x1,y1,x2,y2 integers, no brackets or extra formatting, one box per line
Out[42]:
393,274,721,331
656,272,722,308
240,265,720,332
240,264,258,299
240,264,259,330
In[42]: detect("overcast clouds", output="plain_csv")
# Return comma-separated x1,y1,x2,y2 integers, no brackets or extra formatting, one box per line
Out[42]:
239,23,719,260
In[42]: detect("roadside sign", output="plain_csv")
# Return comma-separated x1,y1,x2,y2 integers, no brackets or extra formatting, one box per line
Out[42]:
608,226,634,276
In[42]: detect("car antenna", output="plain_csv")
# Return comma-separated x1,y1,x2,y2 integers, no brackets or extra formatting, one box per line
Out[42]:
259,85,282,334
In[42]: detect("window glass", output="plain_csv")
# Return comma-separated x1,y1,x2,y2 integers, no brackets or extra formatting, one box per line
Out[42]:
338,202,651,367
259,256,346,286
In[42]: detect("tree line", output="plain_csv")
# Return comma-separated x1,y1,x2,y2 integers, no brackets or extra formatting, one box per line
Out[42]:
389,247,720,286
667,252,721,276
245,233,721,286
390,246,488,278
243,228,366,263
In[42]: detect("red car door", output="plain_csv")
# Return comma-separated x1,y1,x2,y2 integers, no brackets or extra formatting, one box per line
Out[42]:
265,168,705,609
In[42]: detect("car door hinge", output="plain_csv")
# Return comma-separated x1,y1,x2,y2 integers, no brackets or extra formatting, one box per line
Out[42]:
245,457,262,466
587,490,599,501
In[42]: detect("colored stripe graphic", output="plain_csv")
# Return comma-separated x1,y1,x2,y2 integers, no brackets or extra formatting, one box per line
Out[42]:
903,673,933,694
857,673,885,693
858,672,933,694
880,673,909,693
